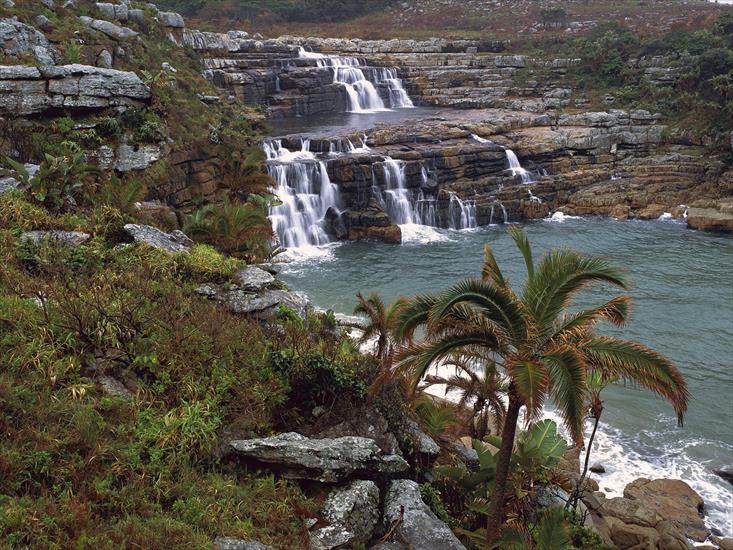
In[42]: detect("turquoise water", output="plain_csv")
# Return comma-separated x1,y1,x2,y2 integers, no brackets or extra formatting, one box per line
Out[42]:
279,217,733,536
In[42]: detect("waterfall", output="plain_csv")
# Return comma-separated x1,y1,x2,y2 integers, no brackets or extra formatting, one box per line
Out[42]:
448,193,477,230
379,158,415,224
470,133,492,144
505,149,533,184
263,139,342,250
528,189,542,203
298,47,413,113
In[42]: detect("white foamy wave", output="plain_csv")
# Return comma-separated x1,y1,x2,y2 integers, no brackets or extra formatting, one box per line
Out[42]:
542,409,733,538
278,242,340,262
400,223,451,244
659,212,673,220
547,211,582,223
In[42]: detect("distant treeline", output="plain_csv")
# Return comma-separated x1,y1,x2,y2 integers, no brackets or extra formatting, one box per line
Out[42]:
157,0,392,20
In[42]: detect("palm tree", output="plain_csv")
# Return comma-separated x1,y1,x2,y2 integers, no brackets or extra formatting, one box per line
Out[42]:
394,226,689,544
352,292,405,399
421,352,507,440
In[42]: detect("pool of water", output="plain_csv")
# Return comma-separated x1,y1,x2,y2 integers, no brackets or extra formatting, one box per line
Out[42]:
279,217,733,537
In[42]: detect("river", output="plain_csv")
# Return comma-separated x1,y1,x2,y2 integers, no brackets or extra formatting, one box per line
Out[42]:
278,217,733,537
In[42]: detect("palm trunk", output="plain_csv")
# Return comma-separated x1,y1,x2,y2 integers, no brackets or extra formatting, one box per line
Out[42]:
485,392,522,544
567,410,601,510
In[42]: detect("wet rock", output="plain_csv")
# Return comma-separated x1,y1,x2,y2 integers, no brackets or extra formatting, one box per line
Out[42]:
623,478,708,542
384,480,466,550
235,266,275,292
123,224,192,253
229,432,409,483
590,462,606,474
310,480,380,550
714,467,733,486
213,538,273,550
20,230,91,246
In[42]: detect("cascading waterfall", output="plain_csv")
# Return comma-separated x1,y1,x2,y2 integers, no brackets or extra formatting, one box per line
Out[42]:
263,139,342,250
448,193,477,230
379,158,415,224
298,47,413,112
505,149,533,184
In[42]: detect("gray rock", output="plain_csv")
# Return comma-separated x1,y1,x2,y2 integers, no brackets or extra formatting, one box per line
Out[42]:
2,0,15,8
20,230,91,246
88,19,138,40
0,18,58,65
161,61,177,73
310,480,380,550
95,2,115,19
384,480,466,550
225,289,309,319
316,405,401,456
194,283,219,297
61,0,75,8
33,15,53,32
370,544,407,550
158,11,184,27
97,374,132,399
213,538,273,550
229,432,409,483
450,442,479,469
236,266,275,291
114,144,161,171
40,0,54,8
128,8,144,23
400,417,440,458
123,224,192,253
714,467,733,485
97,49,113,68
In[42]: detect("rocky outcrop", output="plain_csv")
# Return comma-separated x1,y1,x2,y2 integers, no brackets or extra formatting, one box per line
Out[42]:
623,478,708,542
196,284,310,320
383,480,466,550
123,223,193,253
315,405,401,456
20,230,91,246
0,18,58,65
687,198,733,233
229,432,409,483
309,480,380,550
236,266,275,292
0,64,150,116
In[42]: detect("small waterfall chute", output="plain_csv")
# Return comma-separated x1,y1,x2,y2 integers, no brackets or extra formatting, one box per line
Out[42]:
505,149,533,184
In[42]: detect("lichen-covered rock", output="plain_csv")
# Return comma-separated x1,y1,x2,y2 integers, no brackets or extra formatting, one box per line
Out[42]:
158,11,184,28
310,480,380,550
229,432,409,483
123,224,192,253
236,266,275,292
398,418,440,458
213,538,273,550
0,18,58,65
88,18,138,40
315,405,401,456
384,480,466,550
20,230,91,246
114,144,161,171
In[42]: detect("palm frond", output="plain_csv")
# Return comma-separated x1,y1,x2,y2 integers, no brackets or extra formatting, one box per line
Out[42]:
542,346,587,443
508,225,535,281
482,244,507,288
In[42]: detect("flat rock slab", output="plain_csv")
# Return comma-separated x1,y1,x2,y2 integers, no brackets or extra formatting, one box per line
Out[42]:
123,224,192,253
229,432,408,483
384,480,466,550
20,230,91,246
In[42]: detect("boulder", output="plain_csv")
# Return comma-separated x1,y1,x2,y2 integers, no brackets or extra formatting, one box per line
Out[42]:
605,516,660,550
123,224,192,253
33,15,53,32
623,478,708,541
398,418,440,459
0,18,58,65
590,462,606,474
309,480,380,550
449,441,479,469
97,49,113,69
20,230,91,246
226,289,310,319
236,266,275,292
158,11,184,27
88,19,138,40
714,467,733,486
213,538,273,550
383,480,466,550
229,432,409,483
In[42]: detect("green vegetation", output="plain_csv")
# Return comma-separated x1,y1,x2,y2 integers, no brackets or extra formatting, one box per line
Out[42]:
393,226,690,544
158,0,391,20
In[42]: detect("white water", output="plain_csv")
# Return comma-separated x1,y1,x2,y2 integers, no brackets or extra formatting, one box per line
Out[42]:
298,47,413,112
506,149,534,184
448,193,478,230
264,139,342,254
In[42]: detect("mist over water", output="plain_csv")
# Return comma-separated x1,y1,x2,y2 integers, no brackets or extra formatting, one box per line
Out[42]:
279,217,733,536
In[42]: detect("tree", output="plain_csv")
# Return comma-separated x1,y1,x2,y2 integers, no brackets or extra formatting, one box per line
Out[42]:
394,226,689,544
421,352,507,440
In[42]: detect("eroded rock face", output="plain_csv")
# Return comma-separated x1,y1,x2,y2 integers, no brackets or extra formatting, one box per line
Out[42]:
310,480,380,550
384,480,466,550
123,223,193,253
229,432,409,483
623,478,708,542
0,64,150,116
687,199,733,233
